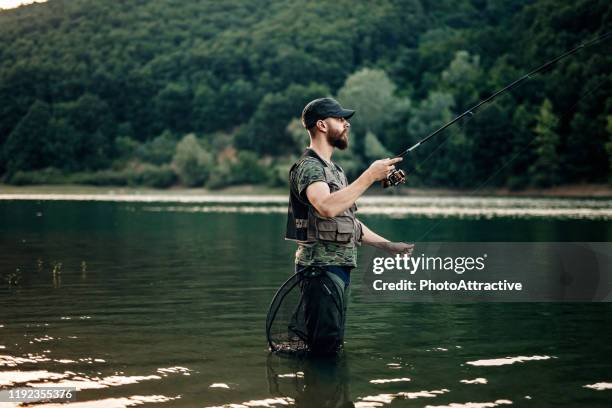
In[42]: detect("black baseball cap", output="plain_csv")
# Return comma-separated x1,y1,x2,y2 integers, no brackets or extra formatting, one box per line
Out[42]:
302,98,355,129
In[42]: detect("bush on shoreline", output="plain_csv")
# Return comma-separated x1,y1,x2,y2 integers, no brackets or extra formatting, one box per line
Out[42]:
7,164,177,189
4,142,285,190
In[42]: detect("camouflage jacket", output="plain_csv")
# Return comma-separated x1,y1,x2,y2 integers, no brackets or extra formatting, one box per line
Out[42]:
287,149,361,267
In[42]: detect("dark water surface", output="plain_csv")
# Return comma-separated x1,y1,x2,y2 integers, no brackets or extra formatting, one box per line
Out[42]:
1,199,611,407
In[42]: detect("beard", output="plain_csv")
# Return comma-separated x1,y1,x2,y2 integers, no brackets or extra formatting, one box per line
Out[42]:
327,127,349,150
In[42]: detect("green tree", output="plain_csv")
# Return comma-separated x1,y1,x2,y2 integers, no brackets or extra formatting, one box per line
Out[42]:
155,83,193,133
406,91,472,186
136,130,177,165
441,50,482,109
236,82,328,155
363,131,392,162
192,84,217,133
45,117,77,170
206,150,273,189
115,136,140,160
3,100,52,175
171,134,213,187
407,91,455,140
286,118,309,154
53,93,115,171
529,99,560,187
506,104,537,190
336,68,409,140
193,80,258,133
466,102,514,187
217,80,258,127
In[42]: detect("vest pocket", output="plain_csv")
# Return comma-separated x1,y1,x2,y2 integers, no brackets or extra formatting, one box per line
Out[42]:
316,220,338,241
336,218,354,243
316,217,354,243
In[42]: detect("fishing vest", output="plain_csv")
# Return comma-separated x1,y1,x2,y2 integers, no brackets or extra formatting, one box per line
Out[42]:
285,149,362,244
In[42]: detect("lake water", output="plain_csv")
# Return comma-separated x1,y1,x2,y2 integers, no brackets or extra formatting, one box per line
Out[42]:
1,195,611,407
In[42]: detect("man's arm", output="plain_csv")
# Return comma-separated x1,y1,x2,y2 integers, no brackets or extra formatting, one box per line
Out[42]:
359,220,414,255
306,157,402,218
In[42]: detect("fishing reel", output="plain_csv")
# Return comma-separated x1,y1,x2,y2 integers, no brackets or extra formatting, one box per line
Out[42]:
382,169,406,188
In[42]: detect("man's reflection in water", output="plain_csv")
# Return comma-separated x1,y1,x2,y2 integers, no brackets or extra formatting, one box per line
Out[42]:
266,353,355,408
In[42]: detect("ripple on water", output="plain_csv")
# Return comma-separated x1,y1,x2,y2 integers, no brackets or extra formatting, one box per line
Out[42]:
0,354,51,367
209,383,230,389
369,377,411,384
354,389,450,407
204,397,294,408
156,366,191,376
466,355,552,367
460,378,488,385
0,370,66,387
584,382,612,391
276,371,304,378
0,353,189,406
424,400,512,408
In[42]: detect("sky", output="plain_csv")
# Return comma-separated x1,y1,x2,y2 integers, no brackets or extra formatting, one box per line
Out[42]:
0,0,47,10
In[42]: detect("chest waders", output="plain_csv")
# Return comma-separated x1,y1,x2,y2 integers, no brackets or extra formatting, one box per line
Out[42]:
267,149,358,355
266,266,346,355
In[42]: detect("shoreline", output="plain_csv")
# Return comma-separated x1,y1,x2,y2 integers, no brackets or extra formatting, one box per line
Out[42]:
393,184,612,198
0,183,611,198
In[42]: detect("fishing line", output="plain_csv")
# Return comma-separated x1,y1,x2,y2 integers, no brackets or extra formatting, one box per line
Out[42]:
384,31,612,187
407,98,509,179
414,75,610,242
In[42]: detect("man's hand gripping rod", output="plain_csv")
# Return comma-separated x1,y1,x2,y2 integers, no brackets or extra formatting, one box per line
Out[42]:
382,31,612,188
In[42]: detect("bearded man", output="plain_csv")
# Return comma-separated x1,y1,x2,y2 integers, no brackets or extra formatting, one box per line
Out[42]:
285,97,413,355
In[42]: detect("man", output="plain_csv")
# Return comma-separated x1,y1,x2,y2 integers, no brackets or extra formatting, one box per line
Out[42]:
285,97,413,355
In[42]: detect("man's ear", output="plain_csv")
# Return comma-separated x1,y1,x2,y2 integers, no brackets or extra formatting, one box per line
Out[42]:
316,119,327,133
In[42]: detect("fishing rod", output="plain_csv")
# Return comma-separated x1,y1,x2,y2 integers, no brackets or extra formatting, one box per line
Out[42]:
383,31,612,188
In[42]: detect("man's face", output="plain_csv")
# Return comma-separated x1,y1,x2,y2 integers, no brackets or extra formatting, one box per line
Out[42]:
324,117,350,150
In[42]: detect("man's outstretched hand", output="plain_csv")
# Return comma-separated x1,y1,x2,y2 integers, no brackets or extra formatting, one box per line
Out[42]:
366,157,403,182
370,241,415,256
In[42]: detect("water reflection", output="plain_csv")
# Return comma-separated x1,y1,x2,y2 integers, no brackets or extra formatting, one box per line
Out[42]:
266,354,354,408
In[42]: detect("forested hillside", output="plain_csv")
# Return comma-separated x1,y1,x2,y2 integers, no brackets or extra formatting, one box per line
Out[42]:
0,0,610,189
